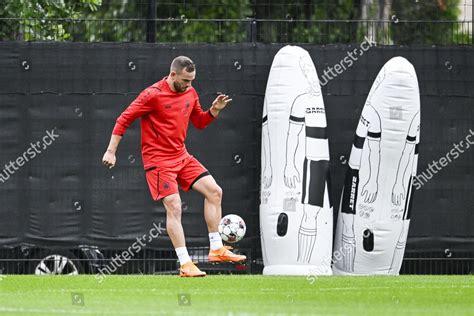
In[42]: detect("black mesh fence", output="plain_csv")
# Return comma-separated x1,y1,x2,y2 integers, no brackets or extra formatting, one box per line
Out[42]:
0,0,472,44
1,247,471,276
401,251,474,274
0,246,255,276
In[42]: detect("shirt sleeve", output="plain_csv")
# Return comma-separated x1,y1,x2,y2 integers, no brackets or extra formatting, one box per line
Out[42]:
112,87,157,136
365,105,381,140
406,112,420,143
353,104,381,150
190,90,215,130
289,94,305,125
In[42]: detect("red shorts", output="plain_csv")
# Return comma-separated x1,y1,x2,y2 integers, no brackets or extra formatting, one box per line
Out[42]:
145,155,209,200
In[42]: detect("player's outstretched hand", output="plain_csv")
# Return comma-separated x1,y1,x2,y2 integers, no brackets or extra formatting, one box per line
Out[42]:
102,150,116,169
212,94,232,111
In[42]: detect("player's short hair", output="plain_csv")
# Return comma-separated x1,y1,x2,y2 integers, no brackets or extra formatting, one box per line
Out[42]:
170,56,195,74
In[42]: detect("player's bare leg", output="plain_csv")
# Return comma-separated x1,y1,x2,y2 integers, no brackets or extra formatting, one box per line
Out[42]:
162,194,186,248
297,205,321,263
195,176,222,233
192,175,246,263
162,193,205,277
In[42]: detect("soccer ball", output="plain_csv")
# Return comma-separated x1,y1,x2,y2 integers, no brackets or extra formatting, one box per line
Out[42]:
218,214,246,243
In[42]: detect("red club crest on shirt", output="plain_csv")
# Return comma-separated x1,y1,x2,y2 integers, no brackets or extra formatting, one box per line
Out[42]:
182,100,190,116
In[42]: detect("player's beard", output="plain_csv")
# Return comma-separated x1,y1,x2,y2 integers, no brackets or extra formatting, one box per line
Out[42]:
173,81,188,93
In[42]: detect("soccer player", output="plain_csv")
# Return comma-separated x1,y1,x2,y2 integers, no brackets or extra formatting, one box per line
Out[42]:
102,56,246,277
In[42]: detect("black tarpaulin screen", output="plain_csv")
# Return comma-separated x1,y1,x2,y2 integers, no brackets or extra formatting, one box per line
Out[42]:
0,42,472,253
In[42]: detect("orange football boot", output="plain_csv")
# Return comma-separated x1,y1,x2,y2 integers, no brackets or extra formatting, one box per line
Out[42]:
179,262,206,277
208,246,246,263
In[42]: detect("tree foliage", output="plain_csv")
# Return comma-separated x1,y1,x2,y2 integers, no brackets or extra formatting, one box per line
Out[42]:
0,0,466,44
79,0,252,42
0,0,101,41
391,0,463,45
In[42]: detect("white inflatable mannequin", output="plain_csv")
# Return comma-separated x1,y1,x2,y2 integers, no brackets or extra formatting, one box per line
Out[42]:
333,57,420,275
260,46,333,276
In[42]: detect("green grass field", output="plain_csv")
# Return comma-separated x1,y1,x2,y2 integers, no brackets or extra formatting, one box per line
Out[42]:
0,275,472,315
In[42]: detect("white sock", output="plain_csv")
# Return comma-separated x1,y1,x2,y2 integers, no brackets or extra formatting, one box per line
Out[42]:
175,247,191,265
209,232,224,250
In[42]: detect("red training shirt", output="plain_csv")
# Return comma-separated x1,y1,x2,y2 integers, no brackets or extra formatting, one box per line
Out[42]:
112,77,215,170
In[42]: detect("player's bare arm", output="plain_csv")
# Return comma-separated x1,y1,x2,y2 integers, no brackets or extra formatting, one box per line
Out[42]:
102,134,122,169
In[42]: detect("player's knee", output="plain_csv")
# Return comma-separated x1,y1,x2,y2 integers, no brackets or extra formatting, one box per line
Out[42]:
164,196,182,218
207,185,223,204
